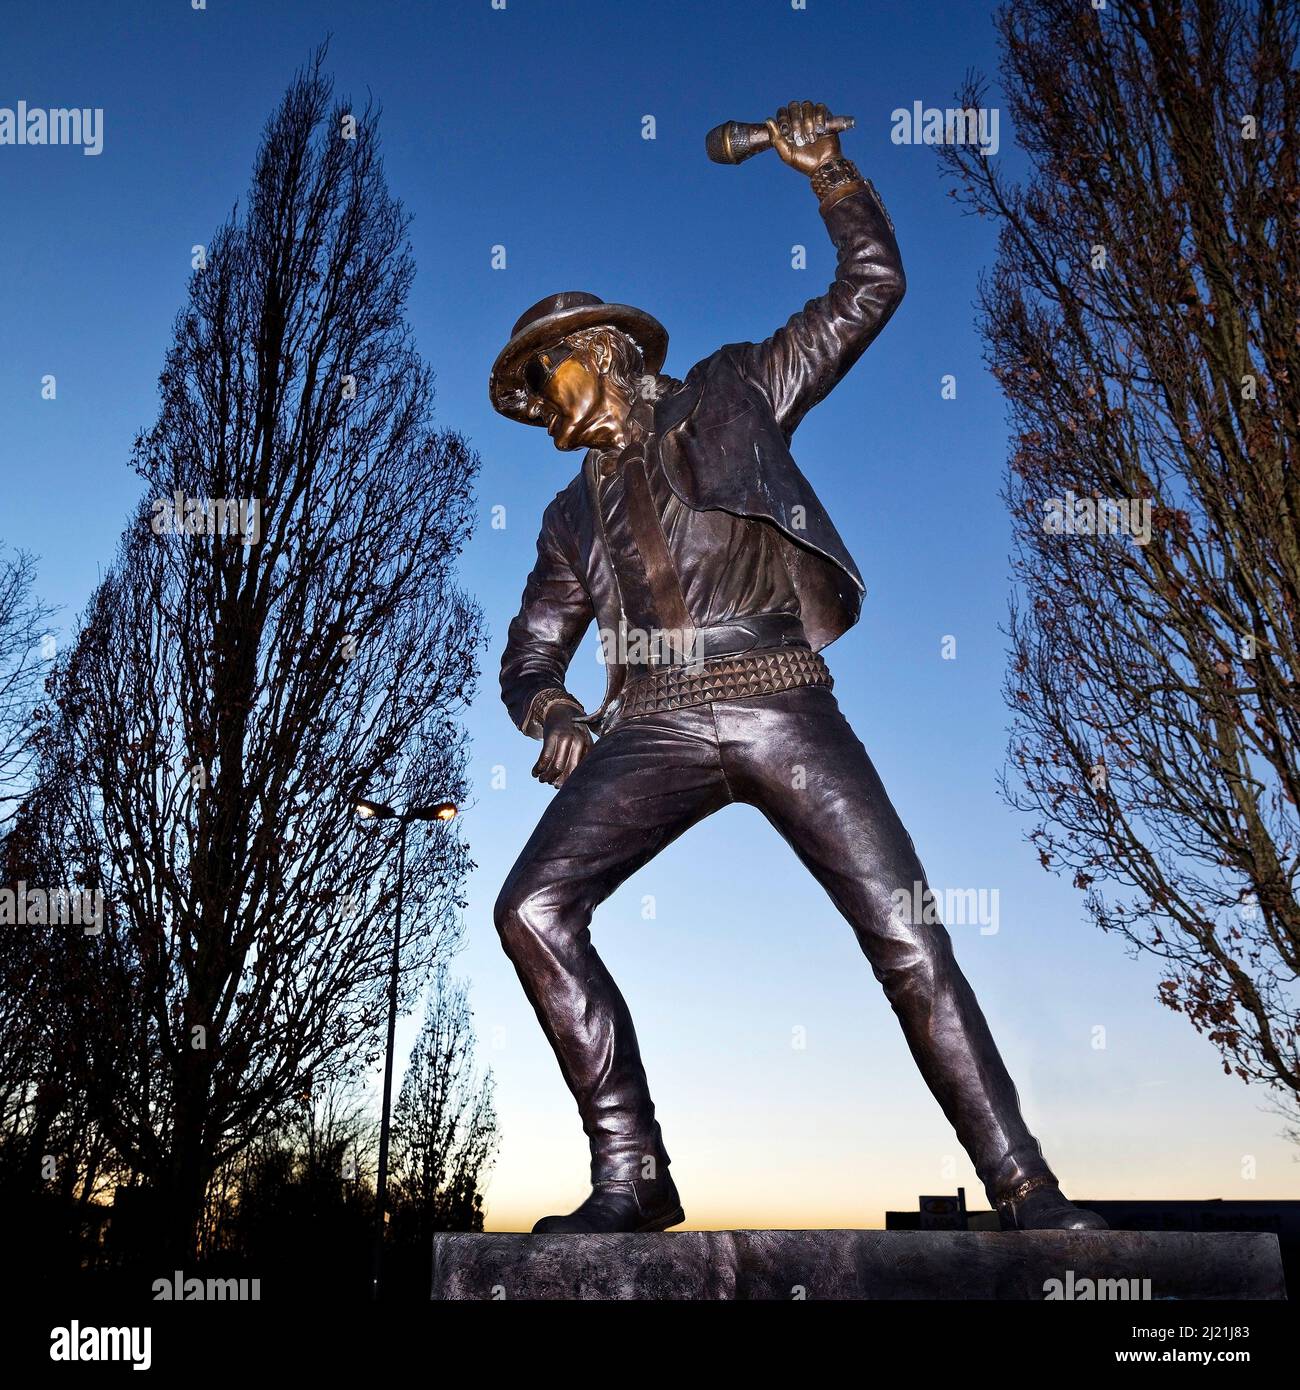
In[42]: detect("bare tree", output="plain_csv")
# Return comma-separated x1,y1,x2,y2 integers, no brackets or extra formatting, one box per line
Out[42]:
202,1073,378,1285
0,547,53,829
941,1,1299,1100
0,785,128,1212
0,552,99,1214
389,962,497,1243
33,47,482,1259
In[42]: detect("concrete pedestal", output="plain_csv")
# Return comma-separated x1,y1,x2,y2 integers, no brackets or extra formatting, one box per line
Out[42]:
431,1229,1286,1301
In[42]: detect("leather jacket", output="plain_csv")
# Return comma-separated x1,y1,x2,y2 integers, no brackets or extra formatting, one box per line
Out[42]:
501,180,906,737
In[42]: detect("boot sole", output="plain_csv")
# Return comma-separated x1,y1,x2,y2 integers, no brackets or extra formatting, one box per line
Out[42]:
637,1205,685,1232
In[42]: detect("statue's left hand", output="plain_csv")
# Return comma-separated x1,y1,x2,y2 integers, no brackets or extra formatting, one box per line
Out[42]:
765,101,843,176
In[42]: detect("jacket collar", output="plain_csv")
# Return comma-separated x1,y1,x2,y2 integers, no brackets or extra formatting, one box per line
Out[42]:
594,395,658,477
652,362,705,437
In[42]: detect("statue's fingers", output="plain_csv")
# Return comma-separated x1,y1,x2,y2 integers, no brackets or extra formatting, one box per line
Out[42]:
558,741,586,785
814,102,831,136
560,740,583,780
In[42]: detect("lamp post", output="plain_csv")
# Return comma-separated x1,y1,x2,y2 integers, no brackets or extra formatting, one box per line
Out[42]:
355,795,458,1301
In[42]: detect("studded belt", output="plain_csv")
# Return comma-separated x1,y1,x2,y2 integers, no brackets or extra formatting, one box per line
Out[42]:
614,646,832,722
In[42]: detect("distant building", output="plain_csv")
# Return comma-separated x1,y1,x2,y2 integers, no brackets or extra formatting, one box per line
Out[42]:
915,1192,968,1230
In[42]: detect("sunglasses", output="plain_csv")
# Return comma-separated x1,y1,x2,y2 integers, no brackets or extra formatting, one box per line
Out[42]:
522,341,579,398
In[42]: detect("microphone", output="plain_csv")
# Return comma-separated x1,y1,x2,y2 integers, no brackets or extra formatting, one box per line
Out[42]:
705,114,855,165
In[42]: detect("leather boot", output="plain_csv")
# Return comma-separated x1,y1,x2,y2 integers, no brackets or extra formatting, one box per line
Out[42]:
996,1175,1108,1231
532,1168,685,1234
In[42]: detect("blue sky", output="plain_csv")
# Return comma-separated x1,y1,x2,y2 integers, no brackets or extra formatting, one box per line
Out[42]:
3,0,1296,1230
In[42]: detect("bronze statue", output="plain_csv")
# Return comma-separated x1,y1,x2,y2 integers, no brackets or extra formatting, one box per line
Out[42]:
489,101,1106,1235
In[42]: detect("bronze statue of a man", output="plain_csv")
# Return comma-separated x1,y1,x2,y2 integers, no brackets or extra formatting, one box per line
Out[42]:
489,101,1106,1236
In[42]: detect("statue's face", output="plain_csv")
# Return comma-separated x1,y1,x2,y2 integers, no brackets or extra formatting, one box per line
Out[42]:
532,353,602,451
525,336,628,452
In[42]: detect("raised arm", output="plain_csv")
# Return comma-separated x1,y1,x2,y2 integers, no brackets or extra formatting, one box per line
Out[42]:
737,101,906,438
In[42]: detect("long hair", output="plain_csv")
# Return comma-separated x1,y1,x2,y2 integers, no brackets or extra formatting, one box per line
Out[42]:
565,326,681,404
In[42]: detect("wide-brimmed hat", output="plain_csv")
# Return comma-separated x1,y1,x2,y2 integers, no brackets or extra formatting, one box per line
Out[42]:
489,290,668,424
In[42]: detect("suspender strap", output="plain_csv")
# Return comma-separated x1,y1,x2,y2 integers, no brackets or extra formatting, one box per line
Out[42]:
618,438,696,656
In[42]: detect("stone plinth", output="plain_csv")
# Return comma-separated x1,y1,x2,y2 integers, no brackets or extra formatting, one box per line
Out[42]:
431,1230,1286,1301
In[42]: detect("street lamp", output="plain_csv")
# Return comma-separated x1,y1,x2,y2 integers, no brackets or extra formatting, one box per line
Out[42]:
354,794,459,1301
